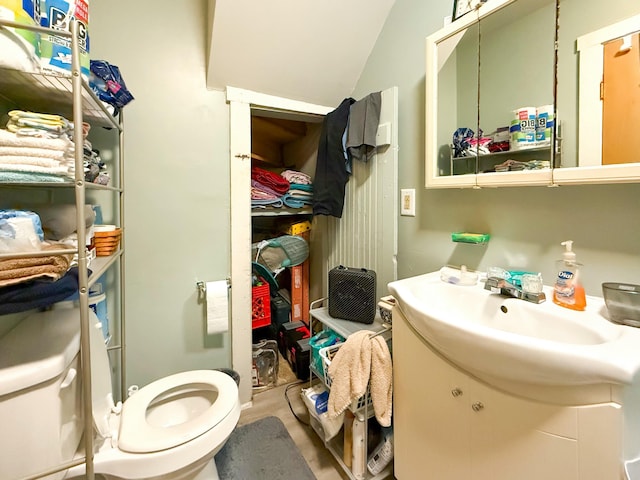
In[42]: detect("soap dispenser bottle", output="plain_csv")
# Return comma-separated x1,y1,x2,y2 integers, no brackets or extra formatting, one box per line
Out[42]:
553,240,586,311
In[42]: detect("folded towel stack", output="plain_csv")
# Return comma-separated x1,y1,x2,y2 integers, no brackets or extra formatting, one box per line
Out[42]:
281,169,312,185
7,110,73,138
0,206,94,291
0,243,74,287
251,167,314,211
252,166,290,194
0,123,75,180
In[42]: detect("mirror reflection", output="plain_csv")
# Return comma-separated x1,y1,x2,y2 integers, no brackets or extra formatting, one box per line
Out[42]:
557,0,640,168
436,23,479,176
434,0,556,179
477,0,555,174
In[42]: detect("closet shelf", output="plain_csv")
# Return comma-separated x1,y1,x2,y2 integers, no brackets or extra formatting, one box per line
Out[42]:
0,67,120,130
0,182,123,191
252,207,312,217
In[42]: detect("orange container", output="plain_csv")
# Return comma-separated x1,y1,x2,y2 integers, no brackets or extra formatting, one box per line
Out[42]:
94,228,121,256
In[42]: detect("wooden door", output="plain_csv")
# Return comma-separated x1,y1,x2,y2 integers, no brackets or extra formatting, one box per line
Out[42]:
227,88,332,404
602,33,640,165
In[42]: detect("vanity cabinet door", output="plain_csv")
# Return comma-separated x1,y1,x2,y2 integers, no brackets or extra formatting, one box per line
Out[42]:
393,309,473,479
471,380,579,480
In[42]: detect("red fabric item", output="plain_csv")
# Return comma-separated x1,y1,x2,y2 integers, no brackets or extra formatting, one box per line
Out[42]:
251,166,290,195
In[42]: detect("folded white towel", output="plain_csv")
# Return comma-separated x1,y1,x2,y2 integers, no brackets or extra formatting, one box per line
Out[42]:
0,156,65,168
0,129,71,151
0,146,66,160
0,162,72,176
281,169,312,185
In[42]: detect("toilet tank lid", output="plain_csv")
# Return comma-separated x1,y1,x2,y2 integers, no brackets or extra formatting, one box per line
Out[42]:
0,306,80,396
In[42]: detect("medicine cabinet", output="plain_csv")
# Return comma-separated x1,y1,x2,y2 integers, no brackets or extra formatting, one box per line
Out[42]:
425,0,640,188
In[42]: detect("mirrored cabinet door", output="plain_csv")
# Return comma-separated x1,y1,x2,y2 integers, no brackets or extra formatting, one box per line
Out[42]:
476,0,555,186
425,0,640,188
553,0,640,184
426,0,556,188
426,13,479,187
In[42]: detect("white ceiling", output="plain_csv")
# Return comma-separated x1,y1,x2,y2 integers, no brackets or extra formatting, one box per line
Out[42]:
206,0,396,108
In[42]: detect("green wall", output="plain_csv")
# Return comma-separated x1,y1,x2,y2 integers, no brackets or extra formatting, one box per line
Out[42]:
91,0,232,388
352,0,640,294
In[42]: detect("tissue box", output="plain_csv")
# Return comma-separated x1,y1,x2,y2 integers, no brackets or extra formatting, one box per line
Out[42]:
377,295,396,324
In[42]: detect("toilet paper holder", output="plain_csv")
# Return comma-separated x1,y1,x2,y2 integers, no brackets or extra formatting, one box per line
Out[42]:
196,279,231,302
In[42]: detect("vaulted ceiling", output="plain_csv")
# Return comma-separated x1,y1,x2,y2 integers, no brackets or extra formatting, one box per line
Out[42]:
206,0,396,107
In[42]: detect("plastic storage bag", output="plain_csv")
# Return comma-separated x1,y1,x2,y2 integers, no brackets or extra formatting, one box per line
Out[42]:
309,330,342,376
89,60,134,110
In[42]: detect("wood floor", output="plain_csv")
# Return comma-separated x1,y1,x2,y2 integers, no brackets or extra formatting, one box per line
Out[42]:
239,364,350,480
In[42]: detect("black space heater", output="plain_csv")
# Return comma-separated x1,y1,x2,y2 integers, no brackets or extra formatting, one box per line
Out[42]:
328,265,377,324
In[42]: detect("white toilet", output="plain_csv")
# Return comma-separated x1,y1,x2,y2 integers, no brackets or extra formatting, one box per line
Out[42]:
0,306,241,480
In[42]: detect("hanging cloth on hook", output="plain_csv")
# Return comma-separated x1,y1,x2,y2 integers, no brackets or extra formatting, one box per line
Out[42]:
313,97,354,218
346,91,382,163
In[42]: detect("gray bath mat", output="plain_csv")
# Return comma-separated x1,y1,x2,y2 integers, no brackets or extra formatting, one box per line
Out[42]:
216,416,317,480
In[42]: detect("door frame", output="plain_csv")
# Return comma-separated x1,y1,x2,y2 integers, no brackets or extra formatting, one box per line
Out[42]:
576,14,640,167
226,87,332,405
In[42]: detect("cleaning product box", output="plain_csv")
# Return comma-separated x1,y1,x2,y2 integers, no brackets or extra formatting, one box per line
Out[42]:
535,104,554,146
39,0,89,79
510,107,537,150
0,0,41,72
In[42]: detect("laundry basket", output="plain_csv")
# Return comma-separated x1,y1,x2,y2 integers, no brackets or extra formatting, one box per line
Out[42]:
319,343,373,412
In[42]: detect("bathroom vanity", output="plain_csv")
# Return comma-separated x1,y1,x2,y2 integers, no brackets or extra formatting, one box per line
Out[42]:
389,272,640,480
393,307,621,479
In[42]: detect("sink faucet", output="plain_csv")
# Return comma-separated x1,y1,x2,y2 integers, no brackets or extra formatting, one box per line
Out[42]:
484,277,546,304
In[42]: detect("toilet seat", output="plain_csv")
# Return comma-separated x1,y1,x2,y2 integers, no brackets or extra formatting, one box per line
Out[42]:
117,369,238,454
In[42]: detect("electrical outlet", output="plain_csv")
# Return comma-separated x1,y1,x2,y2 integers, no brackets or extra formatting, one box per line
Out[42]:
400,189,416,216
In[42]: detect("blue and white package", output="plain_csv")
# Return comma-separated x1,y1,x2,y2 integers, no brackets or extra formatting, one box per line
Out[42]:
40,0,90,79
89,60,134,110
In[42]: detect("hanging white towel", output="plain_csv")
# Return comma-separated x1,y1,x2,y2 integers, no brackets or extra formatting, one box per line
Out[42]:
206,280,229,334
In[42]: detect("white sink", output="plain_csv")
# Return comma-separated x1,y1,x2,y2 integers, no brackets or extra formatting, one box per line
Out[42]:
388,272,640,397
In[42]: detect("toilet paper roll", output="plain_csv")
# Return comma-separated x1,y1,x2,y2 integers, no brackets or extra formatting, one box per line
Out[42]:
206,280,229,334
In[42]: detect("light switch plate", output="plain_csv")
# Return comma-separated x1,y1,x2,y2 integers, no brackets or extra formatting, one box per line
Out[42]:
400,189,416,216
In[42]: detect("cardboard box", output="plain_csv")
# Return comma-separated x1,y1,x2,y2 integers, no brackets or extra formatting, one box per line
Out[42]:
40,0,90,79
290,230,310,324
290,264,303,323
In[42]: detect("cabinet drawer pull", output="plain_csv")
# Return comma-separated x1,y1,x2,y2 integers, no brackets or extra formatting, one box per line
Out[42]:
472,402,484,412
451,388,463,397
